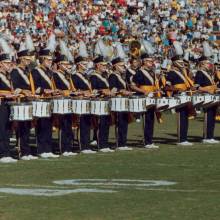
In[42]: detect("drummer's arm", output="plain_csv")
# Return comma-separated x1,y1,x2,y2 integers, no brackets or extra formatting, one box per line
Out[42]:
130,73,146,95
197,86,217,94
81,90,92,97
20,89,33,96
130,84,146,94
99,89,112,96
195,72,216,94
164,85,179,92
62,90,71,96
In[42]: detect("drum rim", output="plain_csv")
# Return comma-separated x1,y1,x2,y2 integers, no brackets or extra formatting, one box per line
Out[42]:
129,96,146,99
52,98,72,101
10,102,33,106
72,98,91,101
32,100,51,103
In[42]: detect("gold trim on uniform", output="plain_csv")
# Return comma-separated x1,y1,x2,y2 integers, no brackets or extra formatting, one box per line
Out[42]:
35,67,53,89
74,72,92,91
14,67,30,85
54,71,71,89
110,72,126,89
0,72,11,88
91,72,109,88
140,68,155,85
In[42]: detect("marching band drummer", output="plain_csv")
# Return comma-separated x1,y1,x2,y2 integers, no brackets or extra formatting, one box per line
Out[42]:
90,56,114,153
0,53,17,163
10,49,38,160
194,57,219,144
109,57,133,151
126,57,141,122
71,56,96,154
52,54,77,156
165,55,194,146
30,48,59,158
130,53,159,149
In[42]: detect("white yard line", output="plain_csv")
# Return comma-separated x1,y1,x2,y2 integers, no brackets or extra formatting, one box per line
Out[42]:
138,188,220,193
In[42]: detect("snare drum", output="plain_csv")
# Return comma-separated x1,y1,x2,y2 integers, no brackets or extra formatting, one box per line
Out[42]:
202,94,217,108
156,97,169,111
90,99,109,115
203,94,214,105
110,97,129,112
9,102,33,121
168,97,181,109
192,94,205,107
146,97,156,109
129,96,146,113
72,98,91,115
52,98,73,114
175,94,191,108
32,100,52,118
214,95,220,102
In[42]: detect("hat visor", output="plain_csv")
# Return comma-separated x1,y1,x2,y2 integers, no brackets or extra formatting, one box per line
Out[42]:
40,56,53,60
114,61,124,65
59,61,70,64
98,61,107,65
1,59,12,63
21,56,35,60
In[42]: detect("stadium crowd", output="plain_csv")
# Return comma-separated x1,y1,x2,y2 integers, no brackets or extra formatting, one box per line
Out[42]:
0,0,219,61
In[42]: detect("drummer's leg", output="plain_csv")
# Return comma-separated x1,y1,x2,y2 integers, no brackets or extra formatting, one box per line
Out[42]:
61,114,73,153
144,108,155,145
92,129,98,142
36,118,52,154
118,112,128,147
0,104,11,158
178,106,189,142
206,107,217,139
19,121,31,156
99,115,110,148
80,115,91,150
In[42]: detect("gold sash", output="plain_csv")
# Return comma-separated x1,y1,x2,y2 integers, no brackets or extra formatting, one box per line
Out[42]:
139,85,156,93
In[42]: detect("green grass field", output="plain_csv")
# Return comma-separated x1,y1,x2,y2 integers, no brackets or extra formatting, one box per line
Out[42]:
0,113,220,220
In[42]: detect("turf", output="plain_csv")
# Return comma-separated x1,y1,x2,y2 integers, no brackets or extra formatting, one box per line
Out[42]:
0,113,220,220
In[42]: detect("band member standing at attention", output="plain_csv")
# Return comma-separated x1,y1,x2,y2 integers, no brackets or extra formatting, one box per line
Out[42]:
131,53,159,149
109,57,133,151
71,56,96,154
10,49,38,160
165,55,194,146
52,54,77,156
30,49,59,158
90,56,114,153
194,56,219,144
0,53,17,163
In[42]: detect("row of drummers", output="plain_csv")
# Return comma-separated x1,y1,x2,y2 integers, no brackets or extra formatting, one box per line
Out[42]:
9,93,220,121
0,49,220,163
